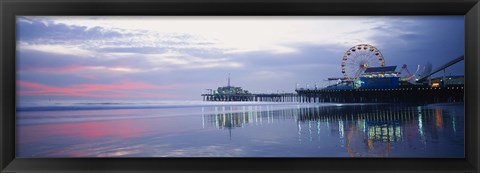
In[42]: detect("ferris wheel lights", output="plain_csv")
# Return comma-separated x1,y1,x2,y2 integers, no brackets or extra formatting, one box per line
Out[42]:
342,44,385,79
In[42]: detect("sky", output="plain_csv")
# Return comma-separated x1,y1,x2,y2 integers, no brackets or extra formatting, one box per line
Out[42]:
16,16,464,101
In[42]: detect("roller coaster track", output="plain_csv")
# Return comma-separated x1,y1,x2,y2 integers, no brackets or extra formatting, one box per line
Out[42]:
416,55,464,83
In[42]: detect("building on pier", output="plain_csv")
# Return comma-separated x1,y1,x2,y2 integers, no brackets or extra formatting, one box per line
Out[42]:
202,74,255,101
361,66,399,78
359,66,400,89
211,74,251,95
430,75,464,87
202,74,299,102
323,66,401,90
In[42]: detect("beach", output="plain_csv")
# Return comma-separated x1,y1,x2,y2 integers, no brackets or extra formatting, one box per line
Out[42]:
16,101,464,157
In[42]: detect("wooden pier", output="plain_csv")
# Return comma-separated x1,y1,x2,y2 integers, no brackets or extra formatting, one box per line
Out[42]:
295,84,464,104
202,84,464,104
201,93,298,102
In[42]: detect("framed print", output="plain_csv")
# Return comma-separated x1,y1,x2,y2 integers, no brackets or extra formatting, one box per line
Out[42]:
1,0,479,172
14,15,466,158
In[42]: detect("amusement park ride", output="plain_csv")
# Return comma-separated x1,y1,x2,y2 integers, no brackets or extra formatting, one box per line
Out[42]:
202,43,464,103
325,44,464,90
341,44,386,80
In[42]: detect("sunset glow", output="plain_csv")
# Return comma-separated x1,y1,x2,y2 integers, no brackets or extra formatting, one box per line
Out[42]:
16,16,464,101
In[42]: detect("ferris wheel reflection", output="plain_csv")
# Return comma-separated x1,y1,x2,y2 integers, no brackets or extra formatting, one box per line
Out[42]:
200,104,461,156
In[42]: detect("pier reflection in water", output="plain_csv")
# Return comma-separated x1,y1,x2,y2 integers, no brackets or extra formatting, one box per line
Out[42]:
16,103,463,157
201,104,463,157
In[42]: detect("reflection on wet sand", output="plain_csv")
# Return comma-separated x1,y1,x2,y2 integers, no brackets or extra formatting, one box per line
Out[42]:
202,104,463,157
16,103,463,157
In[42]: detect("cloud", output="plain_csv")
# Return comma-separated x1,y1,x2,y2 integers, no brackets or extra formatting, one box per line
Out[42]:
16,16,413,74
18,61,143,74
145,51,243,71
19,16,395,55
17,80,178,98
247,70,295,81
18,43,97,58
77,74,98,80
17,16,124,42
15,16,464,100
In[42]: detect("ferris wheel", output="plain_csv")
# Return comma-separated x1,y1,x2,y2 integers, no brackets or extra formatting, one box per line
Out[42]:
341,44,385,79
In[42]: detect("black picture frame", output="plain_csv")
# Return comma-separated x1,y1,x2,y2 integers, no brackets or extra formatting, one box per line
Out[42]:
1,0,479,172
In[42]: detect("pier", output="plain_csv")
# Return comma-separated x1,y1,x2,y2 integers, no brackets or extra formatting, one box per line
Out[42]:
295,85,464,104
202,85,463,104
201,93,298,102
201,46,464,105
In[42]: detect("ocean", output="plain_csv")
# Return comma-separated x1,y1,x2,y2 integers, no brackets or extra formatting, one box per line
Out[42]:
15,101,464,157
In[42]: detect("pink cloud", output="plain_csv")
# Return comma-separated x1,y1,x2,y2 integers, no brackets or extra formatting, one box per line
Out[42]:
77,74,98,80
17,80,179,98
23,65,141,74
17,80,52,89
